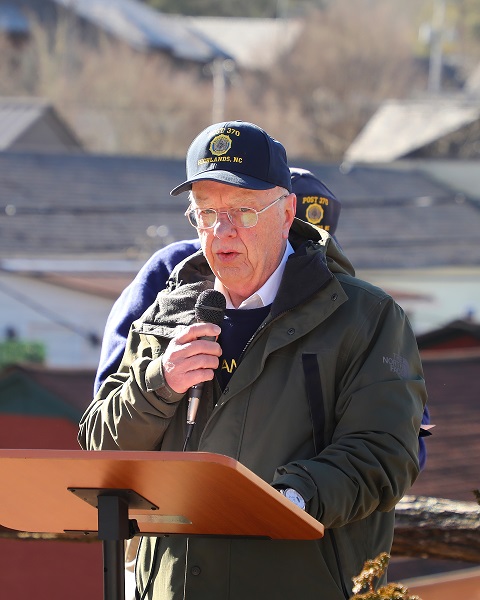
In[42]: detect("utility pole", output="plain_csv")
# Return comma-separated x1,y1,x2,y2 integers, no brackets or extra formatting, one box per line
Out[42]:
428,0,447,94
276,0,289,18
211,58,226,124
211,58,235,124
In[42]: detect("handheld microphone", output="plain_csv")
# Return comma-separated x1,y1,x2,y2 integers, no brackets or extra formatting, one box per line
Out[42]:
183,289,226,451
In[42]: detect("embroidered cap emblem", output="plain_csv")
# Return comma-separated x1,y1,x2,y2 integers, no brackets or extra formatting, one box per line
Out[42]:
209,134,232,156
305,203,325,225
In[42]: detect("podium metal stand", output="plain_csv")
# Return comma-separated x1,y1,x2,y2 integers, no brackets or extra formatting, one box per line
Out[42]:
0,449,324,600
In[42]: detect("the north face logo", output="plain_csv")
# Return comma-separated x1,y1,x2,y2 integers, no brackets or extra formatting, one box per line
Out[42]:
383,353,409,378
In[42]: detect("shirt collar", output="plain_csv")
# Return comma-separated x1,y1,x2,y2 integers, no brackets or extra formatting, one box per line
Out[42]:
215,241,294,309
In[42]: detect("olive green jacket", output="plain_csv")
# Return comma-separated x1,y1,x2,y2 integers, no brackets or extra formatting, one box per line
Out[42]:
79,219,427,600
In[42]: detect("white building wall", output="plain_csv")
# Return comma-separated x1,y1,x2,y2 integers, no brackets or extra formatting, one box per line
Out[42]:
0,272,115,368
359,267,480,334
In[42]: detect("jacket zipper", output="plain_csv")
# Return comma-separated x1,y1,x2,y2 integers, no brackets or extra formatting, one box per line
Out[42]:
328,529,350,599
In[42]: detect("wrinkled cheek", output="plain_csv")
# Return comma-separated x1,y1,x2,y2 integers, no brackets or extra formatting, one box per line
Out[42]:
200,237,214,269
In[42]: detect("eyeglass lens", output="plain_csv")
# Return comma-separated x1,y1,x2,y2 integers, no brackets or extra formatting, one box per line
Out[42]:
186,194,287,229
189,207,258,229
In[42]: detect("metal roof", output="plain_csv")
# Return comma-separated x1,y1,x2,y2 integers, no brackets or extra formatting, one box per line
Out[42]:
186,16,303,71
51,0,232,62
3,1,301,68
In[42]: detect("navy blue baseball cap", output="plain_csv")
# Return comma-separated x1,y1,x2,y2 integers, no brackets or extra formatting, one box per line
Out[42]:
170,120,292,196
290,168,342,235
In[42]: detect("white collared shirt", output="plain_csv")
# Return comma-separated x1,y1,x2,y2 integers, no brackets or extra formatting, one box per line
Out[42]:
214,241,294,309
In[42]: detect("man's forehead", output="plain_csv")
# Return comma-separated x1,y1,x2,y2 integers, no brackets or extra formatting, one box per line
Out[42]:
191,182,271,205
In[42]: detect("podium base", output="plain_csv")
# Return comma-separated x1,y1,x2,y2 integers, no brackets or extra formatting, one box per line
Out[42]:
96,492,141,600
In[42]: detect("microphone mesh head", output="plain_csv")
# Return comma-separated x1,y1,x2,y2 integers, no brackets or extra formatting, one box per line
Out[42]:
195,290,226,326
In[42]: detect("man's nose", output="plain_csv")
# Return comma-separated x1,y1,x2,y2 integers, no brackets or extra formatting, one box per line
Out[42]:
213,212,236,235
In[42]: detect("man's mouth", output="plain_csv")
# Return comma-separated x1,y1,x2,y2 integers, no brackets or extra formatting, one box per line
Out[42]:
216,250,239,261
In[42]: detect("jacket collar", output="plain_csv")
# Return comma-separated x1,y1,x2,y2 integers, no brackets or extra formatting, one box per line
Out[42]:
166,218,355,317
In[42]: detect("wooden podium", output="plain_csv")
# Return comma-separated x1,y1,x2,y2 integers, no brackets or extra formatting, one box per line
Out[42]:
0,449,324,599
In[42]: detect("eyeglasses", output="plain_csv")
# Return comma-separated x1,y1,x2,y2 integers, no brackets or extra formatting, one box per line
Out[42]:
185,194,288,229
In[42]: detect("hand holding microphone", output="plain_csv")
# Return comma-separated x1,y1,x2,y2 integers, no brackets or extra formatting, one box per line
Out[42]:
185,290,226,429
159,290,226,450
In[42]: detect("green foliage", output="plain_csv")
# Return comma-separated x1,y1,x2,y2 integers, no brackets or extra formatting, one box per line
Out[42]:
0,340,45,368
351,553,422,600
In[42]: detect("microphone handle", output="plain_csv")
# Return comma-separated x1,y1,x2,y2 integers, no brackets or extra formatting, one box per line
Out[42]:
186,383,203,425
186,333,216,426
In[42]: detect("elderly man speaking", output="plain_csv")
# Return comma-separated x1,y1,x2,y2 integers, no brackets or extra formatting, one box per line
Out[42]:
79,120,426,600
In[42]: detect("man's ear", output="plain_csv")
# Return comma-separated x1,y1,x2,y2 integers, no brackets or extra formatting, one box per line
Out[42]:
283,193,296,238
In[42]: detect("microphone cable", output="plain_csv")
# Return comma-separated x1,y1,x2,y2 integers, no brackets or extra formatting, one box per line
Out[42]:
136,289,225,598
135,536,160,600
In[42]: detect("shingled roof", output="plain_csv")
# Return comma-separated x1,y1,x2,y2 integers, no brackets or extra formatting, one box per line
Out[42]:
0,97,83,152
0,151,188,259
2,151,480,269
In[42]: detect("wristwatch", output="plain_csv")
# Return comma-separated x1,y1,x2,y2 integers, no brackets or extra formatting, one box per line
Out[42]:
280,488,306,511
